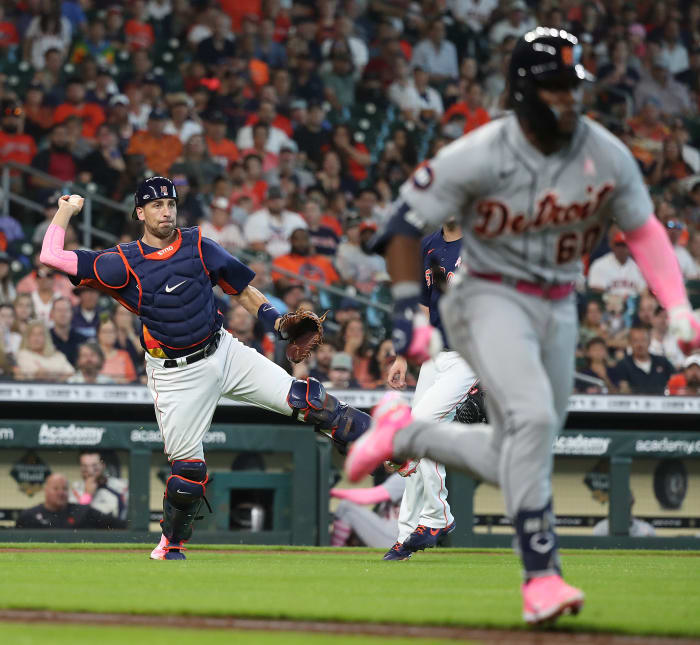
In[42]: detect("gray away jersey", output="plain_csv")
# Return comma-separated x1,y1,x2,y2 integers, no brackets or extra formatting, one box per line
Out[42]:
400,113,653,284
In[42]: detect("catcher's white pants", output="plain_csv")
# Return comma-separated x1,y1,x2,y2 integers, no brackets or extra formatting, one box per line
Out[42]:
145,330,294,461
396,350,477,541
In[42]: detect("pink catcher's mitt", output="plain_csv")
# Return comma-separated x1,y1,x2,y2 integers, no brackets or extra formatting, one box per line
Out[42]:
278,309,327,363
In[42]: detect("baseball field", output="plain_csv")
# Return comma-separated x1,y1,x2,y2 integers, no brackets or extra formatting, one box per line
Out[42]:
1,544,698,644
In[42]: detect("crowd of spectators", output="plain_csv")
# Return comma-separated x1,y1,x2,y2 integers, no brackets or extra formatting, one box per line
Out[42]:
1,0,700,395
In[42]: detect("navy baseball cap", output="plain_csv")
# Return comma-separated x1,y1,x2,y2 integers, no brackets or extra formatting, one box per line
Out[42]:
132,176,178,220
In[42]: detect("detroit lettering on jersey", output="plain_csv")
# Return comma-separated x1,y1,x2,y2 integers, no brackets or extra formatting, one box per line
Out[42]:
421,230,462,348
399,114,652,285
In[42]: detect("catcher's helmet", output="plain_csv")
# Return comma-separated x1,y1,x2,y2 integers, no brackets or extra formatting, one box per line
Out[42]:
132,176,178,220
508,27,594,145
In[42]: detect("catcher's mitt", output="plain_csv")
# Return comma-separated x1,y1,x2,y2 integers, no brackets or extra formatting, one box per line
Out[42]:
455,380,488,424
278,309,327,363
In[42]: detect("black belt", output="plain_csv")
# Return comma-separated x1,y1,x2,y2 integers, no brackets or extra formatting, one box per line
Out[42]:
162,332,222,368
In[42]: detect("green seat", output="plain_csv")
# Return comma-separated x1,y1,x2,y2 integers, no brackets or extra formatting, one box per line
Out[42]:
686,279,700,310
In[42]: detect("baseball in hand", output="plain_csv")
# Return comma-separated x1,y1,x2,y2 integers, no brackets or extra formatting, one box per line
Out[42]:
59,194,84,215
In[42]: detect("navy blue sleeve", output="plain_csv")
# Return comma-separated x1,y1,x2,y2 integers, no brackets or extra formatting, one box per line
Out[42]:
71,247,127,287
201,237,255,295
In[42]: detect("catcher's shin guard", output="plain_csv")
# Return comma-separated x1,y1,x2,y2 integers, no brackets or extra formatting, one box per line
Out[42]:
162,460,208,543
287,378,371,450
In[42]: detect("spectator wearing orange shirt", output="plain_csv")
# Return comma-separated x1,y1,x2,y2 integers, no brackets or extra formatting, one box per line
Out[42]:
52,78,105,139
441,81,491,134
96,319,137,384
271,228,339,291
0,101,37,186
626,97,670,142
204,110,239,169
126,110,183,176
124,0,155,51
667,354,700,395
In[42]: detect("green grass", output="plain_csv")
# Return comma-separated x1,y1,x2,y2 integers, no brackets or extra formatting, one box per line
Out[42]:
0,624,459,645
0,546,698,638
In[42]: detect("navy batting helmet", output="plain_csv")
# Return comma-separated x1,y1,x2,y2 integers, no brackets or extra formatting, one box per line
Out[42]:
508,27,594,145
132,176,178,220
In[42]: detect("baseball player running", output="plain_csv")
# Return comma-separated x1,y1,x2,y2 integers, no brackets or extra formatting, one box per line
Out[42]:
383,220,476,561
345,28,700,624
40,177,370,560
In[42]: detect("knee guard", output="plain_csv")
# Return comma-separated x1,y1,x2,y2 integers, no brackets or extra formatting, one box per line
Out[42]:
162,460,208,542
287,378,371,451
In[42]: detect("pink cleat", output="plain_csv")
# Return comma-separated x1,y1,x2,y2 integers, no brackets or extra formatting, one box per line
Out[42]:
521,575,584,625
150,534,187,560
345,393,413,482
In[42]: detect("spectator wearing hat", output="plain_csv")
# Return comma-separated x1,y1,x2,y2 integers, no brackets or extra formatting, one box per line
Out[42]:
663,218,697,279
127,109,182,175
489,0,535,47
76,124,126,198
301,199,339,257
612,324,675,395
634,52,693,117
14,319,74,382
204,111,239,169
49,296,84,367
29,123,78,188
336,214,387,295
649,304,686,370
72,286,102,340
0,101,38,183
411,19,459,85
105,94,134,145
667,353,700,395
323,352,360,389
52,78,105,139
293,101,331,170
244,185,307,258
199,197,245,253
164,93,203,144
587,231,647,299
271,227,340,291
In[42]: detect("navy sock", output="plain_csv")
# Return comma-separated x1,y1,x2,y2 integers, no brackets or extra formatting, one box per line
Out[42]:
514,499,562,580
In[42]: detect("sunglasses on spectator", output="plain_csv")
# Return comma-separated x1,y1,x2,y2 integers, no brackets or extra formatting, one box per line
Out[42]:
666,220,684,230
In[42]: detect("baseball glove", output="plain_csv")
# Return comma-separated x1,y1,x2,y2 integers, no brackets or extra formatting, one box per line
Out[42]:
455,380,488,424
278,309,327,363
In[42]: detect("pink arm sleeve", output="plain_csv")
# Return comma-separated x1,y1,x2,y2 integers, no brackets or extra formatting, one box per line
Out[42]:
330,486,392,505
624,215,688,310
39,224,78,276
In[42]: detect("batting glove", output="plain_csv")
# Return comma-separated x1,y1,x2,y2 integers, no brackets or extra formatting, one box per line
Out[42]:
669,304,700,353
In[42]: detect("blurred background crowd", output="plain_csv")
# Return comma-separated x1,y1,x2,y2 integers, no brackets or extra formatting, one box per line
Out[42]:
1,0,700,395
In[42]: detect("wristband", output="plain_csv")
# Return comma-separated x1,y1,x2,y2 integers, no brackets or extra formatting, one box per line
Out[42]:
257,303,282,334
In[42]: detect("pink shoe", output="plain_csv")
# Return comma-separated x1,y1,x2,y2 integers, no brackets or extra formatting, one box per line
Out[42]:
345,393,413,482
150,534,168,560
521,575,584,625
150,534,187,560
